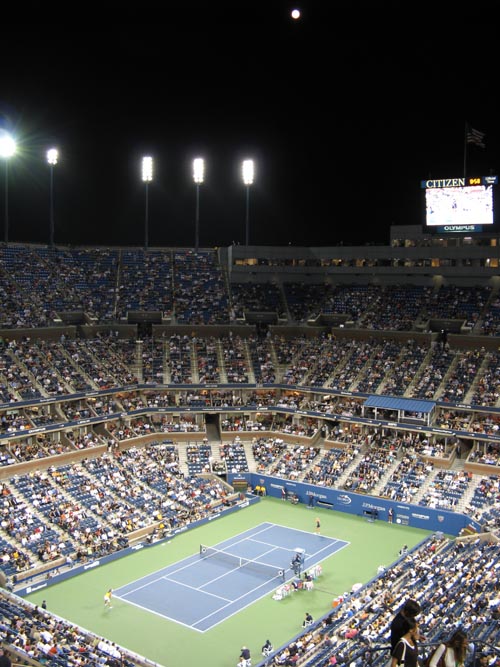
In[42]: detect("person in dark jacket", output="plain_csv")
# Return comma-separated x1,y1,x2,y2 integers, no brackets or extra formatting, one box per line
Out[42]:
390,599,421,652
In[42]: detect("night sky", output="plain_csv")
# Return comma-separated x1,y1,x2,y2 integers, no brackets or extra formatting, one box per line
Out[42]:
1,4,499,248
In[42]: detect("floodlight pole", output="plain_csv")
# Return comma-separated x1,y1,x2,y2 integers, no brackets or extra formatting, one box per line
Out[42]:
46,148,59,247
242,159,254,247
4,161,9,244
193,158,205,253
245,185,250,247
141,156,153,250
0,132,16,243
195,182,200,252
144,181,149,250
49,163,55,246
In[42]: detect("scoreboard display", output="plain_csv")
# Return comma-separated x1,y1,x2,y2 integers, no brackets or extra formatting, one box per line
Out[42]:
421,175,498,234
232,478,249,494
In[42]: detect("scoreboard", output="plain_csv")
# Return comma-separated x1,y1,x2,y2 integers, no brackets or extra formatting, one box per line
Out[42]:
421,175,498,234
232,478,249,494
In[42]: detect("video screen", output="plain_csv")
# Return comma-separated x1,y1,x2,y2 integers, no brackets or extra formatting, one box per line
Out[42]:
425,184,493,227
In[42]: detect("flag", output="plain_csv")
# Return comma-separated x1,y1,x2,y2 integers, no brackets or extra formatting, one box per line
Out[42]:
466,125,486,148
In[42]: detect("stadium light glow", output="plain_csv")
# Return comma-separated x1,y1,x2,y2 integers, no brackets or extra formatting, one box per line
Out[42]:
242,159,254,186
242,159,255,246
47,148,59,246
141,156,154,248
0,130,17,243
193,157,205,184
193,157,205,251
142,156,153,183
46,148,58,166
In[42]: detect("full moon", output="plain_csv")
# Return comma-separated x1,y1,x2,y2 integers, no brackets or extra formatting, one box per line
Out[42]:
291,8,301,20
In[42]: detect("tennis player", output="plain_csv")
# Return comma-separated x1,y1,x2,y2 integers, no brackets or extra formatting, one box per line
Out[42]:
104,588,113,609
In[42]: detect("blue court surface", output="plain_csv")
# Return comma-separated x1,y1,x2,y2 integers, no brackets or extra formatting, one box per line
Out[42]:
114,522,349,632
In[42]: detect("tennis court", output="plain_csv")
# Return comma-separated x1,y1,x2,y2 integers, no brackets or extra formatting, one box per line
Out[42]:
114,521,348,631
26,499,433,667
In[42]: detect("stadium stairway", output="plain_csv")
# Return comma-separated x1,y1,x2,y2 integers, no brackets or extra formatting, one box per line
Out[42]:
404,346,435,398
451,457,482,513
371,456,401,497
191,344,199,383
216,340,228,383
408,465,443,506
207,445,226,473
464,351,495,404
243,340,256,384
242,440,258,473
330,445,367,490
205,417,221,442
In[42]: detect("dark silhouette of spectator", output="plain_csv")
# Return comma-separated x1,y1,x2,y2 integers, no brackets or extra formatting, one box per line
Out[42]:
391,617,419,667
0,647,11,667
391,599,421,652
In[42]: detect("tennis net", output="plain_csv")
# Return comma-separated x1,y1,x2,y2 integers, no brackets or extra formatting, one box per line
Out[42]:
200,544,285,582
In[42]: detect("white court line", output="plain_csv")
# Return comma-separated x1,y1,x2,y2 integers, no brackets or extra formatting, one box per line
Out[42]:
198,563,247,592
312,540,350,559
245,524,349,563
264,521,347,542
119,521,348,632
121,523,277,597
193,568,279,629
118,572,173,597
162,576,231,601
198,552,282,591
216,522,279,552
113,595,203,632
117,553,212,597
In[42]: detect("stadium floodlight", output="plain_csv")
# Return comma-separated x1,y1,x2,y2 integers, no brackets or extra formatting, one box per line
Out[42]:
242,159,254,246
141,156,154,249
0,130,17,243
193,157,205,251
46,148,59,247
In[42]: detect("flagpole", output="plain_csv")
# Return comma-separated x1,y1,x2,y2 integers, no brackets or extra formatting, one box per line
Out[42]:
464,124,486,178
463,121,468,178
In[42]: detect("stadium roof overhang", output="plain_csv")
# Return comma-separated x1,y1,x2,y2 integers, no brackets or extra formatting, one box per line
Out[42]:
362,395,436,426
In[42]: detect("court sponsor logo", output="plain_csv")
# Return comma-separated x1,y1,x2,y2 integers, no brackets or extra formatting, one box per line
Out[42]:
25,583,47,593
307,492,326,500
131,544,144,551
83,560,101,570
411,513,430,521
337,494,352,505
238,501,250,509
362,501,385,512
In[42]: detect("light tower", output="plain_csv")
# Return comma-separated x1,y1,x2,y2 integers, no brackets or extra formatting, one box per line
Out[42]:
142,156,153,249
193,157,205,252
0,131,16,243
242,159,255,246
47,148,59,247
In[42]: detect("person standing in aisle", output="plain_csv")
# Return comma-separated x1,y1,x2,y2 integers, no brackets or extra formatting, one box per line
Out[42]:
427,628,468,667
390,599,421,652
390,618,419,667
